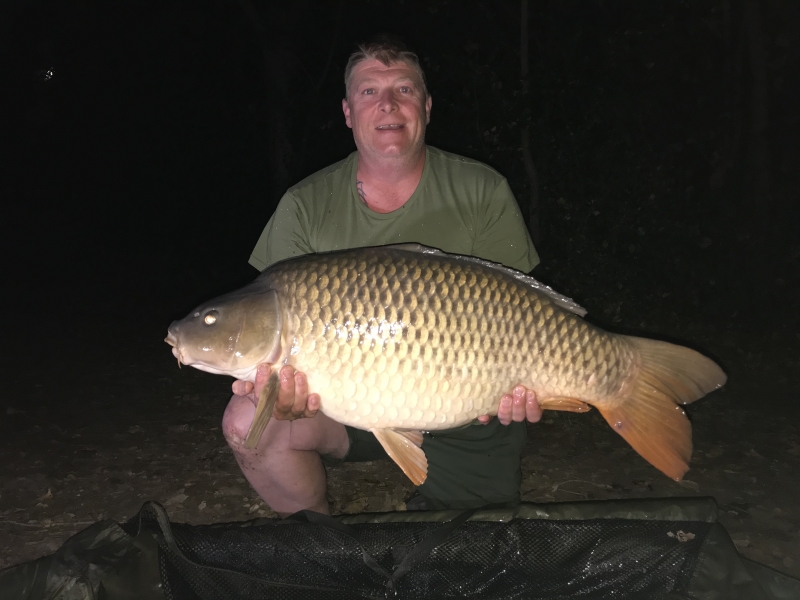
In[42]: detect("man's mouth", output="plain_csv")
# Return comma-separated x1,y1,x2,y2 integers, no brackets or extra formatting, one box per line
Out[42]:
376,124,404,130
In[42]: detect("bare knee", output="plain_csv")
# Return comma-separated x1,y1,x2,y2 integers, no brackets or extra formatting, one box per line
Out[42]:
221,395,348,458
222,395,257,447
223,394,292,455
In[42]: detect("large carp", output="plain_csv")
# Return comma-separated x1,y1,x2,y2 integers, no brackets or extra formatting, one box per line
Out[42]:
165,245,726,485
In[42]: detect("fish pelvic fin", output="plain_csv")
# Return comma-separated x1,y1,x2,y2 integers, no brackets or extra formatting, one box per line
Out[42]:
595,336,727,481
371,429,428,486
243,369,280,449
539,397,592,412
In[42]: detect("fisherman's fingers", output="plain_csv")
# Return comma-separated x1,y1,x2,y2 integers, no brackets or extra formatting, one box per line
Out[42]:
272,365,298,419
496,394,514,425
272,366,319,420
511,386,528,422
512,386,541,423
525,388,542,423
478,385,525,425
291,371,312,418
231,379,254,397
478,388,521,425
305,393,321,418
496,386,539,425
243,363,273,408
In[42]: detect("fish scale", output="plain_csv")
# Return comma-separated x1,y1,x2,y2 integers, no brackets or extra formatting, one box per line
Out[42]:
166,244,726,483
266,250,610,430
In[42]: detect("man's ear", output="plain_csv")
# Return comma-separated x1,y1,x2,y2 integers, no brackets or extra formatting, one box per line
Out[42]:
342,98,353,129
425,95,432,124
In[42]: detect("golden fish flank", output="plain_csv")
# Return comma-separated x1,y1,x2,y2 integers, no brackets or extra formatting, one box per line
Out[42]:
165,245,726,487
272,251,619,429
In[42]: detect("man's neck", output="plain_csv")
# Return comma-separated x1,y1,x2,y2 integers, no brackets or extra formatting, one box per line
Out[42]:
355,146,427,213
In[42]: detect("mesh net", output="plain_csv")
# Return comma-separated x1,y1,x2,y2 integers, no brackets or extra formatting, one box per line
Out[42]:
127,505,710,600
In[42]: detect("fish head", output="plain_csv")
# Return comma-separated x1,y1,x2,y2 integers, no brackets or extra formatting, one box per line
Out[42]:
165,288,282,382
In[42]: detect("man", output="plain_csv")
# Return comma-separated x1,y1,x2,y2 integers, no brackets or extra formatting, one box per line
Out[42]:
223,40,542,517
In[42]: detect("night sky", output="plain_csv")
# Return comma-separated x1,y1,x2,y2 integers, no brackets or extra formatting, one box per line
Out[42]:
2,1,799,423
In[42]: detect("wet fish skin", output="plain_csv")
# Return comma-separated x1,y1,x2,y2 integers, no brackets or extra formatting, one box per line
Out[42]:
166,245,726,484
266,250,623,428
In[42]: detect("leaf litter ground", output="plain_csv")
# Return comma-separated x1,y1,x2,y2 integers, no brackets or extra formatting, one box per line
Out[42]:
1,341,798,580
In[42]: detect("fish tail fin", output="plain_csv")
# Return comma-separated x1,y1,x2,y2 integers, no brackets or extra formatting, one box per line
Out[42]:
595,336,727,481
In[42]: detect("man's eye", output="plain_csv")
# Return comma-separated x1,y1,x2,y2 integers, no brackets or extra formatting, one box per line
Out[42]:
399,86,411,93
362,88,374,95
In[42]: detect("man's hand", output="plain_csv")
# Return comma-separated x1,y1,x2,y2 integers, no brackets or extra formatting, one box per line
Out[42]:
231,364,321,421
478,386,541,426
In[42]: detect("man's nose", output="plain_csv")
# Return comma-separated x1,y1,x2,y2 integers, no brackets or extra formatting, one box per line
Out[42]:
377,89,398,111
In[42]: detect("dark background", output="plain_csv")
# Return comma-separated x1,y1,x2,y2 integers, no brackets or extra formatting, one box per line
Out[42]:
1,0,798,419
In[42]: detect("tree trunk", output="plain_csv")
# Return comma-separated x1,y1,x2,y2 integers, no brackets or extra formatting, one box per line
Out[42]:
300,1,343,162
742,0,770,213
238,0,292,200
520,0,541,249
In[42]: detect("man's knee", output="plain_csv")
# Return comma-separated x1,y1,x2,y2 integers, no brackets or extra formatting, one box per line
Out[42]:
222,395,301,455
222,394,349,458
222,395,258,447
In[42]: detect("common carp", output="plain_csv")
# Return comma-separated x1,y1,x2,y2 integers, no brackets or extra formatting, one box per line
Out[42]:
165,245,726,485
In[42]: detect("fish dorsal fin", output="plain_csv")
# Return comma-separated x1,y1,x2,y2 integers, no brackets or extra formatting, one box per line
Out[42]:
371,428,428,485
385,244,587,317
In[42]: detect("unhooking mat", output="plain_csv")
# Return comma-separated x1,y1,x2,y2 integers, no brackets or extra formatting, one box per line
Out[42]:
1,497,799,600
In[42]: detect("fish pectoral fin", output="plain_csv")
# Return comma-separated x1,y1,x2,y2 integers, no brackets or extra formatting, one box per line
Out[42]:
398,430,424,447
539,397,592,413
371,428,428,486
243,369,280,450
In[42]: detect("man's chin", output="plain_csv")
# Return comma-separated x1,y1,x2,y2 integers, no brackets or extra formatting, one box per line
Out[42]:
366,141,424,159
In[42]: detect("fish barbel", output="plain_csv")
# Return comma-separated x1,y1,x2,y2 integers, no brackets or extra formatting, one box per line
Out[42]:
165,245,726,485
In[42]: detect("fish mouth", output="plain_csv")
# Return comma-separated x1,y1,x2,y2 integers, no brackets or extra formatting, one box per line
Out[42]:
164,330,183,367
164,331,177,347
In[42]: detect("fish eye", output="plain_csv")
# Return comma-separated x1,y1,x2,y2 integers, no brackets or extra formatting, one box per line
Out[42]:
204,310,218,325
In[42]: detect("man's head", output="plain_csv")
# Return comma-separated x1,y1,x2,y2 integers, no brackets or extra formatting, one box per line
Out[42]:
342,39,432,163
344,39,428,101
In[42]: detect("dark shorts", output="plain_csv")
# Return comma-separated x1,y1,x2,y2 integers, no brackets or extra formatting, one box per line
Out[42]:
322,419,527,510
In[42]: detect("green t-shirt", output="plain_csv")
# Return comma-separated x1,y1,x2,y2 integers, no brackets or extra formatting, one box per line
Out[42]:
249,146,539,273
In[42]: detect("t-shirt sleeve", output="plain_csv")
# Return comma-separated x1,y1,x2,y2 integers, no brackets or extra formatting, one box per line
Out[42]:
473,178,540,273
248,192,316,271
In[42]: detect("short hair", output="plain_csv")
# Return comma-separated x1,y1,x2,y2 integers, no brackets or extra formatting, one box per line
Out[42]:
344,37,428,99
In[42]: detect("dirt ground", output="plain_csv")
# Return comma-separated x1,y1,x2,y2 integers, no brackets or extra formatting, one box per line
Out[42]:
1,321,798,582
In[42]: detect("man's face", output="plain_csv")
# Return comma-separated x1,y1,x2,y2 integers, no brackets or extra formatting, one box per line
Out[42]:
342,58,432,161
